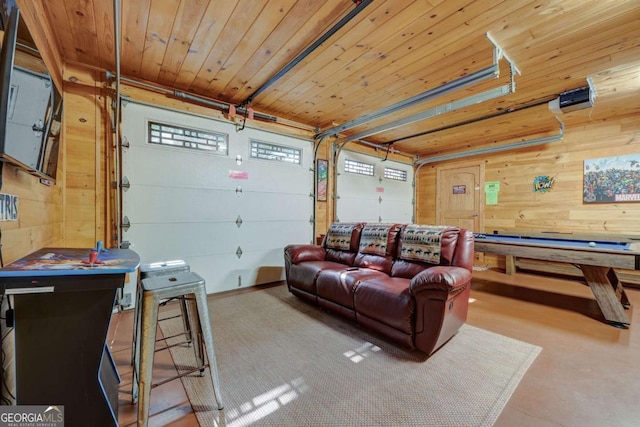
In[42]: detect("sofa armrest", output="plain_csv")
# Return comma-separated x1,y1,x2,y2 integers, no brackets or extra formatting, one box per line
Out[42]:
284,244,326,264
409,266,472,295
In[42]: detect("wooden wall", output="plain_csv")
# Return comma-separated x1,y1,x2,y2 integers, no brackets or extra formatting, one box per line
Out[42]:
62,65,110,249
416,113,640,267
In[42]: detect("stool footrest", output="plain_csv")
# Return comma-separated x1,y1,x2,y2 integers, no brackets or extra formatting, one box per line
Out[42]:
156,331,192,344
154,340,200,355
151,365,209,388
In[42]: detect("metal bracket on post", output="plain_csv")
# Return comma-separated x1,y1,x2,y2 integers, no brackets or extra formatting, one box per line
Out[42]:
121,216,131,232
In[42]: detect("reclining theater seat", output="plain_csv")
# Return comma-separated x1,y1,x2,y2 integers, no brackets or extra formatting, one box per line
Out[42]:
284,222,365,304
315,223,403,319
350,223,474,355
284,223,474,356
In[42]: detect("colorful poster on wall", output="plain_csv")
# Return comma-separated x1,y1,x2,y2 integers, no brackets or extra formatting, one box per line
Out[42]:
583,154,640,203
533,176,555,192
317,159,328,202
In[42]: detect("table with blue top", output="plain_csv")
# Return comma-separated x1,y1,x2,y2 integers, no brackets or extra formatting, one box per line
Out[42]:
0,247,140,427
474,232,640,328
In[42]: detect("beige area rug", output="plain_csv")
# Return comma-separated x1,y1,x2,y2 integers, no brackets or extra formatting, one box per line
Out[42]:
160,285,541,427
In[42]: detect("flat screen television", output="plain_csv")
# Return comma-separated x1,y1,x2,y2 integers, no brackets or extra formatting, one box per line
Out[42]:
0,4,62,181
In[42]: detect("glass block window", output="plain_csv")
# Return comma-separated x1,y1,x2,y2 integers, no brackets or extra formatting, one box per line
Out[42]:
345,159,374,176
250,140,301,164
384,167,408,181
148,121,228,154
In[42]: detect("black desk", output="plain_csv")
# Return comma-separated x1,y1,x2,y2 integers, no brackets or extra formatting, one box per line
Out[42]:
0,248,139,427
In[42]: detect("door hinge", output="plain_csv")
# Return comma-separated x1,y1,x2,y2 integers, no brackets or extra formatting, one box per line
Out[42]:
121,216,131,232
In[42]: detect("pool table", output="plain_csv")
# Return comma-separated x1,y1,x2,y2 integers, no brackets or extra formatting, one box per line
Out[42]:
474,233,640,328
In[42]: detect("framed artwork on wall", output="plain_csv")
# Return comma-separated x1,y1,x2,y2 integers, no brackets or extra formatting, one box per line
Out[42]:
317,159,328,202
583,154,640,203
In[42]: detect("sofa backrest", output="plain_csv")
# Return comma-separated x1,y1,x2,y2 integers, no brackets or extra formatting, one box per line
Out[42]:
320,222,475,275
390,225,473,279
353,223,403,274
324,222,364,265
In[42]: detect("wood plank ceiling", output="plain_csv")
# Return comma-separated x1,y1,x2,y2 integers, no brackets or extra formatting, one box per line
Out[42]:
17,0,640,160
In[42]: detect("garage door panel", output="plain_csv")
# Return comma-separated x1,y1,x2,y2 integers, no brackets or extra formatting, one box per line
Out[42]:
188,248,286,293
121,102,312,300
380,203,414,223
235,220,311,250
187,253,247,294
123,102,237,142
127,222,306,259
124,223,234,260
236,192,310,222
337,150,379,223
242,162,311,193
337,149,413,225
337,197,380,223
124,145,234,188
123,186,239,223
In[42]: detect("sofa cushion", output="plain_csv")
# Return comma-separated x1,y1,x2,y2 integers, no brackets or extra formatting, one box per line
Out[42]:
398,224,447,264
353,223,402,275
286,261,347,295
358,223,397,255
317,268,389,310
391,226,462,279
325,223,361,251
354,276,415,335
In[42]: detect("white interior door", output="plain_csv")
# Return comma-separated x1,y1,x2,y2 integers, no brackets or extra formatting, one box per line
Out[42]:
120,101,313,299
336,149,413,224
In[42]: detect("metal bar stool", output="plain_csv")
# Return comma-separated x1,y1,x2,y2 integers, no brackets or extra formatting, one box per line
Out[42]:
131,260,195,404
136,271,224,426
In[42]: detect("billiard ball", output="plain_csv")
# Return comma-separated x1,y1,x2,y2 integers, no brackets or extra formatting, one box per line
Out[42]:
588,242,596,247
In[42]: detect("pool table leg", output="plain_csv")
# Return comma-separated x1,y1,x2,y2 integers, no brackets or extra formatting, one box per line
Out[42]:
580,265,630,328
505,255,516,275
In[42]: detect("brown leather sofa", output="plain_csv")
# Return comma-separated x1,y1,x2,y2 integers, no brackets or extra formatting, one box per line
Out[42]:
284,222,474,356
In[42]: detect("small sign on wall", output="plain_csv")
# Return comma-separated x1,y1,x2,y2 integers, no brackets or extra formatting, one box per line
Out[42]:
229,170,249,180
485,181,500,205
0,193,18,221
533,176,555,192
452,185,466,194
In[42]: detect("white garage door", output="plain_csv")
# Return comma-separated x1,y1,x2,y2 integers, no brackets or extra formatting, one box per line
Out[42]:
120,101,313,297
336,149,413,224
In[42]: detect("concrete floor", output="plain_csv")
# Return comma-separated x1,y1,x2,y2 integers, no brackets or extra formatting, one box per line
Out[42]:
110,269,640,426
